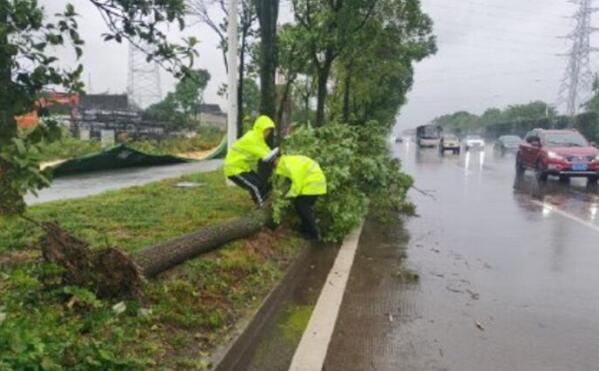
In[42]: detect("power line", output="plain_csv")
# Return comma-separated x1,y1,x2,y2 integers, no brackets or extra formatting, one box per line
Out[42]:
557,0,598,115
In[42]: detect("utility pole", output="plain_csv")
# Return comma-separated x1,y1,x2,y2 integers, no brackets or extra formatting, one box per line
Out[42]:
558,0,598,116
227,0,239,154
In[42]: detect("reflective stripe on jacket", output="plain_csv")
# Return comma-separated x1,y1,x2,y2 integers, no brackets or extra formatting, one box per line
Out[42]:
224,115,275,177
275,155,327,197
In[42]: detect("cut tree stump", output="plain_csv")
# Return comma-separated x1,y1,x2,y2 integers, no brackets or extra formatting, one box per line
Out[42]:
40,210,272,298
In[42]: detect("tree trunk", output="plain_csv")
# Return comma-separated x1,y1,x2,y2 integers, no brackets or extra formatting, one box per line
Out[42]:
0,1,14,141
0,1,23,216
315,50,334,127
277,76,296,133
40,210,272,298
315,69,329,127
256,0,279,120
342,63,352,123
135,210,271,278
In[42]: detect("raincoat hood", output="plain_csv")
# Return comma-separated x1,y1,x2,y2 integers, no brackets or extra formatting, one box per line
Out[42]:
223,115,275,177
253,115,276,136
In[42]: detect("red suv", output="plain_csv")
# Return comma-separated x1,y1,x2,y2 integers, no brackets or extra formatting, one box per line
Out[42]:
516,129,599,183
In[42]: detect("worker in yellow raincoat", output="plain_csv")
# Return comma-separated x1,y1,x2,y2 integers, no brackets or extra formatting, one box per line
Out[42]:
224,115,278,206
274,154,327,240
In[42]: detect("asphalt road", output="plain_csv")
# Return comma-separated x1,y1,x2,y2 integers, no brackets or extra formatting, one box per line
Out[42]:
26,159,223,205
324,141,599,371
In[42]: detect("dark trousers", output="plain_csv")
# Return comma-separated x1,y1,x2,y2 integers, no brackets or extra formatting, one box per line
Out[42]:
229,160,275,206
294,195,320,239
229,172,269,206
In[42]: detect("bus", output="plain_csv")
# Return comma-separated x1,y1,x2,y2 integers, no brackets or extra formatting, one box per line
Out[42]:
416,124,443,148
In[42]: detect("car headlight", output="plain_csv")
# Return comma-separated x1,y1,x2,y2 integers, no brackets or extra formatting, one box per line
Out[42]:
594,154,599,161
547,151,565,160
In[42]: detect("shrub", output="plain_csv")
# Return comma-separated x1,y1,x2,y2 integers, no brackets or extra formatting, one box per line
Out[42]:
273,121,413,242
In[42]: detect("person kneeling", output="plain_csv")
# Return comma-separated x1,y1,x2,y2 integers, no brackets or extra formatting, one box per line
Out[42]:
274,155,327,240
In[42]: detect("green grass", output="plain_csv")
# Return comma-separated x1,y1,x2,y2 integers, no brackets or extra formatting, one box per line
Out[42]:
38,133,102,162
37,127,224,163
130,127,223,156
0,171,250,254
0,171,307,370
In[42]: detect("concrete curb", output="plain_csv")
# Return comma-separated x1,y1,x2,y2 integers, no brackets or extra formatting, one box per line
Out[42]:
210,244,313,370
288,224,364,371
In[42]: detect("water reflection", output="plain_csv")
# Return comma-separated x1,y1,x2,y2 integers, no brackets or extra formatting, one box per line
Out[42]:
415,148,442,166
463,150,486,176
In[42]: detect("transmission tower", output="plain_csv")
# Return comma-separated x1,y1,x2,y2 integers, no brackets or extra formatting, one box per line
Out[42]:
127,42,163,109
557,0,598,116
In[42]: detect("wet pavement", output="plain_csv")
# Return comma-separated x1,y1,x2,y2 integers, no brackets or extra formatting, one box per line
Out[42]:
26,160,223,205
324,143,599,371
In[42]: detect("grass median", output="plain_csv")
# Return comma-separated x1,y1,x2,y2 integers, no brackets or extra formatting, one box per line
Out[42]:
0,170,307,370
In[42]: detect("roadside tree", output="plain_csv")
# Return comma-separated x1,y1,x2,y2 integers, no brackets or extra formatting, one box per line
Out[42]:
0,0,195,216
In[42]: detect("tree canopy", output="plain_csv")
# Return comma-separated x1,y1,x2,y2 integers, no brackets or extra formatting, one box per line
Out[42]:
0,0,195,216
432,101,557,135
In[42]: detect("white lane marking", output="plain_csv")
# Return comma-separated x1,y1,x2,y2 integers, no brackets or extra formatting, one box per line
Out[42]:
288,224,364,371
530,200,599,233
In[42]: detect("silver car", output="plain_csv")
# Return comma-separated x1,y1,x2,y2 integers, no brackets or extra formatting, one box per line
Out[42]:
464,135,486,151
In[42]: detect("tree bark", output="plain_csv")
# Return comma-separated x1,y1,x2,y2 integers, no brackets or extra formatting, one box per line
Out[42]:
0,0,15,141
40,210,272,298
342,63,352,123
0,1,23,216
314,48,335,127
135,210,271,278
256,0,279,120
277,75,296,132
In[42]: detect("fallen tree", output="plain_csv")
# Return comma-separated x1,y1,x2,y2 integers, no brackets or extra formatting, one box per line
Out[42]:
135,210,271,278
40,209,271,298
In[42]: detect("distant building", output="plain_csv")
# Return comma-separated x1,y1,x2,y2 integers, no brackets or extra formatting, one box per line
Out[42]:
197,103,226,130
80,94,130,112
74,93,173,140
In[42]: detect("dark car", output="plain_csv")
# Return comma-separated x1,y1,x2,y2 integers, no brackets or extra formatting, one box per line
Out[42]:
516,129,599,183
494,135,522,155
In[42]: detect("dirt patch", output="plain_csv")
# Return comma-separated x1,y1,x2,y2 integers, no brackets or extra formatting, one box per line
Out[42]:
178,150,213,160
0,250,40,268
41,222,144,299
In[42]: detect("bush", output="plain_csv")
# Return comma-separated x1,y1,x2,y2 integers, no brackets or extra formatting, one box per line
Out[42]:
273,121,413,242
129,127,223,156
37,129,101,162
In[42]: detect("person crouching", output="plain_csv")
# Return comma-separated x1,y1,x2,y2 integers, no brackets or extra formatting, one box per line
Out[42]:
224,115,278,207
274,155,327,240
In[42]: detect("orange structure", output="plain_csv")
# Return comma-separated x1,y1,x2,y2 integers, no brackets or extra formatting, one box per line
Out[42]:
15,92,80,129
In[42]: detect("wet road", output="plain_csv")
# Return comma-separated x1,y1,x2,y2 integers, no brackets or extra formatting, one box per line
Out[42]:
26,160,222,205
325,142,599,371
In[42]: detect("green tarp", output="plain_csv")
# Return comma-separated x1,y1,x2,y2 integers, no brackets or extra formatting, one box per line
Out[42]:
52,137,228,178
52,144,191,178
203,137,227,160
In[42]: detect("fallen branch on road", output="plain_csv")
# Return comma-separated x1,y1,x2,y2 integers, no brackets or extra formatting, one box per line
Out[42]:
411,185,437,200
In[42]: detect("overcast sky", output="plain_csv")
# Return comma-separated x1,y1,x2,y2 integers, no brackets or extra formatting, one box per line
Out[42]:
40,0,592,132
399,0,584,131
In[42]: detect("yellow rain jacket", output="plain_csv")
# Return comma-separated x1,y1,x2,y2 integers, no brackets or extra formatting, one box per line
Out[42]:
275,155,327,197
224,115,276,177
